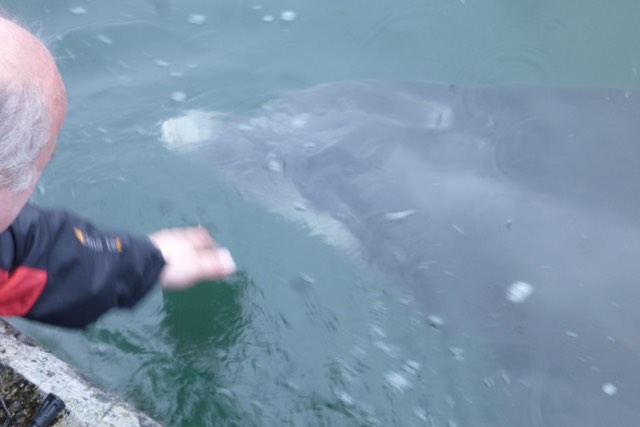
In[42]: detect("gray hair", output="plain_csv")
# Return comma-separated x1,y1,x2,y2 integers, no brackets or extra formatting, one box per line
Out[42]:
0,80,51,192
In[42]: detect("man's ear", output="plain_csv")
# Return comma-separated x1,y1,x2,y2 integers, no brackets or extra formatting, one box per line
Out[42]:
0,187,32,232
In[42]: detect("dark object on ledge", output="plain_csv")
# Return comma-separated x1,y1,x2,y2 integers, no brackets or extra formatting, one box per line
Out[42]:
26,393,65,427
0,364,65,427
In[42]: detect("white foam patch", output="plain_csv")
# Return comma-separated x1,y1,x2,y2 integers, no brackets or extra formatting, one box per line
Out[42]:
369,325,386,338
187,14,207,25
414,407,428,422
170,91,187,103
266,154,284,173
506,281,533,304
374,341,400,358
70,7,87,15
602,383,617,396
403,360,421,375
280,11,297,21
96,34,112,45
428,314,444,328
160,110,220,152
384,209,416,221
451,223,465,235
385,371,412,393
334,389,355,406
448,346,465,362
290,114,309,129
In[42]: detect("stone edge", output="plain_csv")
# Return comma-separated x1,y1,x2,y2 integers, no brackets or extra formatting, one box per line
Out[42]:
0,319,163,427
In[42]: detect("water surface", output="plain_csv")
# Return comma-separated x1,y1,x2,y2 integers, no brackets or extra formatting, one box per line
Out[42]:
5,0,640,426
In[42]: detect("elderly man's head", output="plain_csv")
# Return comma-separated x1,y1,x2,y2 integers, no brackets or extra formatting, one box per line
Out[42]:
0,16,67,231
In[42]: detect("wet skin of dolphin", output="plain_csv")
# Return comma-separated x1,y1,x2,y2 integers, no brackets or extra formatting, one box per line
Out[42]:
164,80,640,426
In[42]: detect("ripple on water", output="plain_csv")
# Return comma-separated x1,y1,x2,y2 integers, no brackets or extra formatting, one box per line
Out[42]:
453,19,560,84
354,1,451,56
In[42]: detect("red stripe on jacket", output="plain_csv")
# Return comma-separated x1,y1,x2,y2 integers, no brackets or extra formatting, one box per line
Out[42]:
0,267,47,316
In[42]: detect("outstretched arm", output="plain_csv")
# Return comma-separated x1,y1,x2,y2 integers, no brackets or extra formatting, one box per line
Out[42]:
0,205,235,328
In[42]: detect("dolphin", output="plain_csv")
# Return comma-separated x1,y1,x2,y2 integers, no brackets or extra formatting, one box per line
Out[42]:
161,80,640,426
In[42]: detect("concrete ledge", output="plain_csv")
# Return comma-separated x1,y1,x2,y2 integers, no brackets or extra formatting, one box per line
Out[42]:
0,319,163,427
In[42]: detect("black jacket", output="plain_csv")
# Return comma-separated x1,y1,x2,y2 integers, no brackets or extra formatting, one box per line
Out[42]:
0,204,165,328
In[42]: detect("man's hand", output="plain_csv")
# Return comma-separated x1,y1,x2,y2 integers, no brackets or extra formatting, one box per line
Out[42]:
148,227,236,290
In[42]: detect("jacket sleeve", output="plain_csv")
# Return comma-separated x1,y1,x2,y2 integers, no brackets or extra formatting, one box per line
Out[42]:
0,204,165,328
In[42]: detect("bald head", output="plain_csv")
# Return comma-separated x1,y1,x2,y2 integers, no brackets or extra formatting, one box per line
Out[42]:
0,17,67,137
0,16,67,231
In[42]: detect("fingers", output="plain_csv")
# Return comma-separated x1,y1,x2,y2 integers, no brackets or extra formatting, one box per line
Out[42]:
181,227,218,250
152,226,217,249
196,247,236,279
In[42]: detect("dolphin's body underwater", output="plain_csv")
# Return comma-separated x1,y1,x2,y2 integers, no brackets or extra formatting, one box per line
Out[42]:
162,80,640,426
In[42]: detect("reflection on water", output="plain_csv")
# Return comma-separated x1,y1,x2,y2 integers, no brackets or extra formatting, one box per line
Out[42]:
5,0,640,426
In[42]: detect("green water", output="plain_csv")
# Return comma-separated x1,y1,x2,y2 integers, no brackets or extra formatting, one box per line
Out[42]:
4,0,640,426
